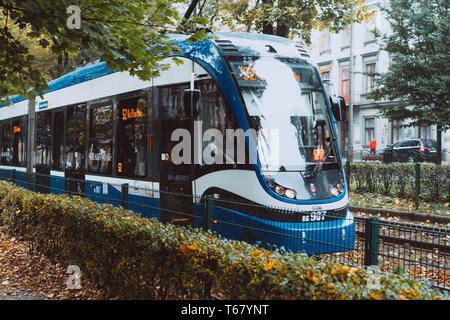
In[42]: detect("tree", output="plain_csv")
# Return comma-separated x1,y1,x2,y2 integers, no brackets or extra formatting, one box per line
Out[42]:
0,12,101,82
0,0,207,104
202,0,370,43
367,0,450,164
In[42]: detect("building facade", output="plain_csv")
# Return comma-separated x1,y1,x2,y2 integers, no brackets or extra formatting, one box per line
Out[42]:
309,0,449,162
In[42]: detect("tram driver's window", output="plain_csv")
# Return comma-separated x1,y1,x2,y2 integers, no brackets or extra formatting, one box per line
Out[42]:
117,95,147,177
88,101,113,174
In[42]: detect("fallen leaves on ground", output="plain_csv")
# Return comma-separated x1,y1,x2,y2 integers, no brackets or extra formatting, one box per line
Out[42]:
321,211,449,287
0,226,109,300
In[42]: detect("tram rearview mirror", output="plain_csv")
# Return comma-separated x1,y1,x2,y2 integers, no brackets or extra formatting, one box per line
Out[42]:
183,89,201,118
330,95,346,121
315,119,326,128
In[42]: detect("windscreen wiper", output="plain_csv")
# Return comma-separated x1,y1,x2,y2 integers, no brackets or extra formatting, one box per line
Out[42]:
301,137,336,181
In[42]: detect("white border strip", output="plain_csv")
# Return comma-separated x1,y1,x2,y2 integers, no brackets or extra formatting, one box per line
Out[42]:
193,169,348,211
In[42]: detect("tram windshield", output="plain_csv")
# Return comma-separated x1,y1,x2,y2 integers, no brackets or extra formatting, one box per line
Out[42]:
228,56,338,172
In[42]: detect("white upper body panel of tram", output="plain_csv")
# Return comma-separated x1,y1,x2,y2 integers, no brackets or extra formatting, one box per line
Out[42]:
0,56,209,121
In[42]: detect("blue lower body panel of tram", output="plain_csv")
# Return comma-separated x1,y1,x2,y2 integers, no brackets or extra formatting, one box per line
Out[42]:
2,168,353,255
50,176,65,195
193,204,354,255
0,168,30,190
83,179,161,220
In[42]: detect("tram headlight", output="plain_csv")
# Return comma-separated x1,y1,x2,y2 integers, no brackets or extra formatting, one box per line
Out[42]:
265,179,296,199
284,188,296,199
274,185,285,195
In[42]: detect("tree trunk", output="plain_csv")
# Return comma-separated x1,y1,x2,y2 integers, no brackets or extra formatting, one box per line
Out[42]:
64,51,69,69
261,0,274,35
56,54,63,76
262,22,273,34
276,23,289,38
436,125,442,165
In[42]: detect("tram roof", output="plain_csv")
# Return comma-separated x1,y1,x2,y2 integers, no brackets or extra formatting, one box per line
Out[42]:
0,60,114,108
211,32,311,59
1,32,310,108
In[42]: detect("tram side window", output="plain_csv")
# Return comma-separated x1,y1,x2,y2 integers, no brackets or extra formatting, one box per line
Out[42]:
160,86,187,120
1,122,12,165
36,111,52,168
197,79,242,165
88,102,113,174
52,111,65,171
66,105,86,171
12,118,26,167
117,95,147,177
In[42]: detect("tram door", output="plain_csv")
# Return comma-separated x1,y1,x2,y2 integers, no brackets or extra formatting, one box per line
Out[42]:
35,111,52,193
159,85,194,225
64,105,86,196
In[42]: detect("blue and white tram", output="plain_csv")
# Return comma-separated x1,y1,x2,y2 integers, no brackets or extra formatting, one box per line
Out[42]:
0,32,354,254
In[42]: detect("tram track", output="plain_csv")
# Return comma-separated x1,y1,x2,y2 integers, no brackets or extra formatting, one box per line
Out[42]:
347,214,450,288
318,211,450,288
349,205,450,225
354,214,449,253
355,226,449,254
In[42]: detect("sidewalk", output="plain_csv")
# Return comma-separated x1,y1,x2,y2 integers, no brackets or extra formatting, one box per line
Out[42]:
0,226,105,300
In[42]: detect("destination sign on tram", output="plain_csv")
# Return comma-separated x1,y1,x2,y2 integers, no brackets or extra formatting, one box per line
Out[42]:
230,61,303,85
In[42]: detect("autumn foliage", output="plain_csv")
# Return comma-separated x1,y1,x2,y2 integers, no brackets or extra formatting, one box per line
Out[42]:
0,181,447,300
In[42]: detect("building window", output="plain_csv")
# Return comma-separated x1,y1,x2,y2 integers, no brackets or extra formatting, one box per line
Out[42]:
391,120,402,143
340,67,350,103
366,11,377,41
322,71,331,94
342,26,351,47
319,31,331,54
321,70,330,81
365,63,376,93
418,125,431,139
318,65,332,94
364,117,375,145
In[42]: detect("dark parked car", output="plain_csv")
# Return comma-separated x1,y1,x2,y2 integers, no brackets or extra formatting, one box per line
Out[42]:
382,139,437,163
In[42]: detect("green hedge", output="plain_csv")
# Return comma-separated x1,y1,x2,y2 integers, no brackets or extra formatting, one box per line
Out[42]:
349,163,450,203
0,181,447,300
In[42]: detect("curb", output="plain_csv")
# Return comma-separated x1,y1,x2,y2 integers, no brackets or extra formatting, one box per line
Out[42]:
348,206,450,225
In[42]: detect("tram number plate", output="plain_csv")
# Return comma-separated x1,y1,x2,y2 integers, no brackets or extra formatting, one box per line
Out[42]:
302,210,327,222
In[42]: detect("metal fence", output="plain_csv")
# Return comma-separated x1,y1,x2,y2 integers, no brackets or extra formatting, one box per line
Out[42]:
0,168,448,290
